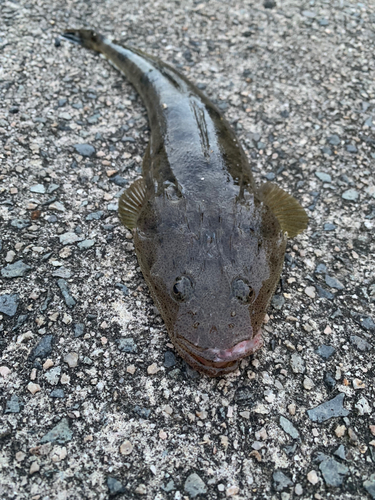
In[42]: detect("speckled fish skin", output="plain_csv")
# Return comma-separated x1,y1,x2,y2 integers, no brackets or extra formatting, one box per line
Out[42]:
63,30,307,377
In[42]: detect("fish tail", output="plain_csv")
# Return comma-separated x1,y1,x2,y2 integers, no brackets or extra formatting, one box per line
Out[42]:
62,29,106,53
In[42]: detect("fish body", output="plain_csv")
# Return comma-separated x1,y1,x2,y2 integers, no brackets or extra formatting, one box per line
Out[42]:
63,30,307,376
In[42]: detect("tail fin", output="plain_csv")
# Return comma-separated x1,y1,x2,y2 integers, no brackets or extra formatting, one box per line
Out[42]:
61,29,105,53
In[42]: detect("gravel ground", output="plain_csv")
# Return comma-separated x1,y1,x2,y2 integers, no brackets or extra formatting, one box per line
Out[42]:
1,0,375,499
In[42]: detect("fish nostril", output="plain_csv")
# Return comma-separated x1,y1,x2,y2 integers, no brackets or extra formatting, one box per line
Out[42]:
209,326,218,335
193,322,200,329
228,323,234,329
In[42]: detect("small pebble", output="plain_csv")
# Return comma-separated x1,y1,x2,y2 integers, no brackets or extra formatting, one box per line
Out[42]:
304,286,316,298
119,440,133,455
147,363,159,375
30,184,46,194
342,189,359,201
226,485,240,496
29,462,40,474
303,377,314,390
134,484,147,495
107,477,127,496
40,418,72,444
0,366,11,378
279,415,299,439
64,352,78,368
43,359,54,370
27,382,41,395
1,260,32,278
184,473,207,498
335,425,346,438
273,471,293,491
307,394,350,423
307,470,319,485
319,458,348,487
74,143,95,157
0,294,19,317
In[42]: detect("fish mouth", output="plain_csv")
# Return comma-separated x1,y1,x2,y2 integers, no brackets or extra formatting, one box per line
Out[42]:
175,330,263,376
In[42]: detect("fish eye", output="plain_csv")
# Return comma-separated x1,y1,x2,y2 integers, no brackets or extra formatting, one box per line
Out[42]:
232,279,254,304
172,276,194,302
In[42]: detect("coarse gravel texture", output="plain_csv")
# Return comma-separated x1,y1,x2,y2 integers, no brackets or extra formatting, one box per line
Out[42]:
1,0,375,499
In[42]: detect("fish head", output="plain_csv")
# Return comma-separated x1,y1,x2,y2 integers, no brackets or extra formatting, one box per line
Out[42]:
135,197,287,376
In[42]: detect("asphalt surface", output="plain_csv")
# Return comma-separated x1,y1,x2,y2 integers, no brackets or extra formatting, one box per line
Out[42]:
1,0,375,499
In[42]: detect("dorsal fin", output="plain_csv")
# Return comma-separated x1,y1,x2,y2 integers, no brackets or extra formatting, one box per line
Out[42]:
259,182,308,238
118,177,147,230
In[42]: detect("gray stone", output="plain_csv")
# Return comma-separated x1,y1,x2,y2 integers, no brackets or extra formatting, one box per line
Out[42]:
50,389,65,398
315,345,335,359
77,239,95,250
162,480,175,492
315,263,327,274
325,275,344,290
328,134,341,145
334,445,346,460
364,117,373,127
290,353,305,374
74,323,85,338
40,418,73,444
59,232,80,245
346,144,357,153
315,172,332,183
364,474,375,499
350,335,372,351
52,267,72,279
47,183,60,194
86,211,104,221
49,201,65,212
73,143,95,157
357,315,375,331
1,260,31,278
59,112,71,120
57,279,76,308
342,189,359,201
30,184,46,194
302,10,316,18
45,366,61,385
109,175,128,187
273,470,293,491
307,394,350,423
272,294,285,310
10,219,30,229
184,473,207,498
107,477,126,497
133,406,151,419
29,335,54,360
117,338,137,353
164,351,177,368
279,415,299,439
323,223,336,231
87,113,100,124
0,294,19,316
315,285,334,300
319,458,348,487
321,146,332,155
5,394,21,414
115,283,129,296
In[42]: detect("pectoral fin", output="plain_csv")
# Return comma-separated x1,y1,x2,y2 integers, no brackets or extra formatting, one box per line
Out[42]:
259,182,308,237
118,177,147,230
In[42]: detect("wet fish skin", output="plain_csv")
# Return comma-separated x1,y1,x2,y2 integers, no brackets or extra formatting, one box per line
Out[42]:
63,29,307,377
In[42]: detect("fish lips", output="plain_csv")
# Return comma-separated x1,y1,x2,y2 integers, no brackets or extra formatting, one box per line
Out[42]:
175,330,263,375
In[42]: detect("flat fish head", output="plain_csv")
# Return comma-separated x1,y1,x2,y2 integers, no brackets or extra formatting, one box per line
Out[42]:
135,198,287,377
